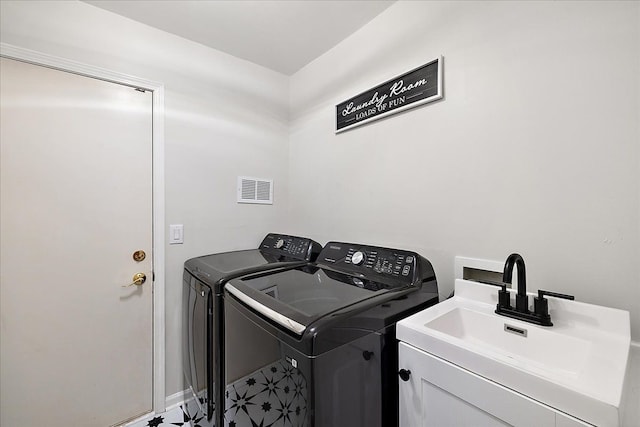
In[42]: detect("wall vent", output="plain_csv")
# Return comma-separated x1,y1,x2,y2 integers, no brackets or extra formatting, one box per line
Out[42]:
237,176,273,204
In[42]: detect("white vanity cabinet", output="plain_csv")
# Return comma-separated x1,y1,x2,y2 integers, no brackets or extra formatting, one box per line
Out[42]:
398,342,592,427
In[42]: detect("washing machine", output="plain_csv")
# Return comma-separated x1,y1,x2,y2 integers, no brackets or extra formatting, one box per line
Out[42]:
182,233,322,422
220,241,439,427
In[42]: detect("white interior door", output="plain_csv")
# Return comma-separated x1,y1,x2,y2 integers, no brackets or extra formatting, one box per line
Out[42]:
0,57,153,426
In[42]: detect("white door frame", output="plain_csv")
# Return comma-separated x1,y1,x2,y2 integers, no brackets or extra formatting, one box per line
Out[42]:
0,42,167,414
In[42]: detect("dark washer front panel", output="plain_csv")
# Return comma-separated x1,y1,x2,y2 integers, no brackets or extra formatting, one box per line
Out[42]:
223,296,386,427
223,241,438,427
182,233,321,423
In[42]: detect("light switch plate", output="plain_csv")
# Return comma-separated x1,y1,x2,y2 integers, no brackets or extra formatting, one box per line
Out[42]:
169,224,184,244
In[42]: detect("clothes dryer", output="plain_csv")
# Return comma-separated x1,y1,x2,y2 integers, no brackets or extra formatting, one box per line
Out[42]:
183,234,322,421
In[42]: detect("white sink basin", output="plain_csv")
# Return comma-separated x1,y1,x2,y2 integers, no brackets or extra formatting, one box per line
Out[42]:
425,306,592,378
397,279,631,427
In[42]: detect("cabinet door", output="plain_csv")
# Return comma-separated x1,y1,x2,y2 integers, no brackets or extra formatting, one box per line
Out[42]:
398,342,556,427
398,343,423,427
421,378,511,427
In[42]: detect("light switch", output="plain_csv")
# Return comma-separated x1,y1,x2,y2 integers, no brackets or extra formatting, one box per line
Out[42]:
169,224,184,245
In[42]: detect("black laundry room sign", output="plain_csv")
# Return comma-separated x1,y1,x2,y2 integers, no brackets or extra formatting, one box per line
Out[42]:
336,56,443,133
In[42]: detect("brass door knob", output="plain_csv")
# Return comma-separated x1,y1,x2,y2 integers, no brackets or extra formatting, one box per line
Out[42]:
122,273,147,287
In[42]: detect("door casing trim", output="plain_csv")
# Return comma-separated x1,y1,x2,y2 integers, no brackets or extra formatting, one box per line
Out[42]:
0,42,167,414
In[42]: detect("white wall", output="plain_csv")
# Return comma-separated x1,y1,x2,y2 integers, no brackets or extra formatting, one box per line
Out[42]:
2,0,639,406
0,0,290,398
288,1,640,340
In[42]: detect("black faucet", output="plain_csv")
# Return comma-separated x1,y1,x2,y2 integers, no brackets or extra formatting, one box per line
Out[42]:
482,253,575,327
503,253,528,313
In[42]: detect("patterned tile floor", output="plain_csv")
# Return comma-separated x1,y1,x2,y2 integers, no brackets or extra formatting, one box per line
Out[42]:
128,359,307,427
127,403,202,427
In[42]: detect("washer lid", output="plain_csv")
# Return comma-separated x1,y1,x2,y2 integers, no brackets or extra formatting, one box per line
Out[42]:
226,267,408,335
187,249,276,276
184,233,322,283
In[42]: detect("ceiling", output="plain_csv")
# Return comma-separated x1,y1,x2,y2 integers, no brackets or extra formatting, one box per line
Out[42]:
84,0,396,75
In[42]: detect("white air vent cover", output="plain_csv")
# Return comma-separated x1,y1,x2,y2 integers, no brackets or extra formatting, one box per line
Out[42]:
237,176,273,204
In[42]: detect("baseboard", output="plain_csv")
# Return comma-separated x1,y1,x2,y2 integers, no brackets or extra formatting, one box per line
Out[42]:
165,389,193,412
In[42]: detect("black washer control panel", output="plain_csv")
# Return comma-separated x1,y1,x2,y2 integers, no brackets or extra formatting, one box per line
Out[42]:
317,241,427,287
260,233,322,262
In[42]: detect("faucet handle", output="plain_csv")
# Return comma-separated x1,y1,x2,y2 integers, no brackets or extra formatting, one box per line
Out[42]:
534,290,575,327
478,280,512,309
477,279,507,290
537,290,575,301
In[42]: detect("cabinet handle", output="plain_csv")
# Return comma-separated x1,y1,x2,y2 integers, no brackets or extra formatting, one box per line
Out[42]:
398,369,411,382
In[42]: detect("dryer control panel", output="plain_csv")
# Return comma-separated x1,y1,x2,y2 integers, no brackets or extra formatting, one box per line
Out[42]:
260,233,322,262
318,241,434,287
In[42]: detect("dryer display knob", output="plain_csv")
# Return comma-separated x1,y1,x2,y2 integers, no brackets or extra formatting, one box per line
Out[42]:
275,239,285,249
351,251,365,266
